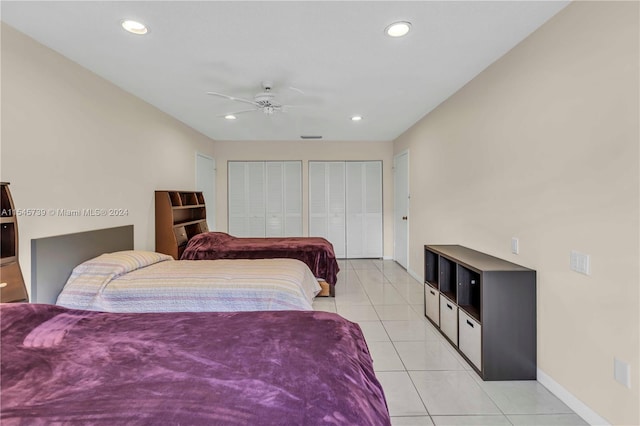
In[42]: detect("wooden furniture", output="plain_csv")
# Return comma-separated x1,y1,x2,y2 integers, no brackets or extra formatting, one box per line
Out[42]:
155,191,208,259
424,245,536,380
0,183,28,303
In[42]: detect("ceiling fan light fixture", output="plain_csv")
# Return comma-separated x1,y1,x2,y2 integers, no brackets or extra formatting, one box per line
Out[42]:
351,115,363,121
385,21,411,37
121,20,148,35
224,114,237,120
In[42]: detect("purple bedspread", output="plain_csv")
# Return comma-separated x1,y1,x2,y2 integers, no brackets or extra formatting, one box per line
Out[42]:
181,232,340,286
1,303,390,426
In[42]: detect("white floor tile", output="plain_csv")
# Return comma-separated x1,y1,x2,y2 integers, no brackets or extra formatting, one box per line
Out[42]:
336,304,380,321
367,287,410,305
376,305,426,321
376,371,428,417
409,371,501,415
394,341,466,371
334,292,373,305
477,381,573,415
358,320,391,342
312,300,336,313
391,416,434,426
368,341,406,371
507,414,589,425
383,321,441,342
431,415,512,425
349,259,380,269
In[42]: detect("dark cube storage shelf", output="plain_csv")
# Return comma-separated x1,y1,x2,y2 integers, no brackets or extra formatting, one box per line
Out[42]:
424,244,536,381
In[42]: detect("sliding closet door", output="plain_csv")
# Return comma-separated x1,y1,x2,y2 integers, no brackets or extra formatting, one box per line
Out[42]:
310,161,382,259
228,161,266,237
363,161,383,257
283,162,302,236
229,161,301,237
265,161,302,237
309,162,346,258
346,161,383,258
346,162,364,257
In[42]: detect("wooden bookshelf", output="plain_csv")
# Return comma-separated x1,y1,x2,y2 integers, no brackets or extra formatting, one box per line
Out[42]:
0,183,28,303
155,190,208,259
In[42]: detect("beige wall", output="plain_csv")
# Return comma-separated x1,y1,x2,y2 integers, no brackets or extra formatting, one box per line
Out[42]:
394,2,639,424
1,23,216,290
211,140,395,258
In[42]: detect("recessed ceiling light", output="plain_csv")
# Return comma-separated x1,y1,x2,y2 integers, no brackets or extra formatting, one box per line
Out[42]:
385,21,411,37
224,115,237,120
121,20,148,35
351,115,363,121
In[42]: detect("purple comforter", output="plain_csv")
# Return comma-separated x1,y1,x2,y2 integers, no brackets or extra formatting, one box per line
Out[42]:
181,232,340,286
1,303,390,426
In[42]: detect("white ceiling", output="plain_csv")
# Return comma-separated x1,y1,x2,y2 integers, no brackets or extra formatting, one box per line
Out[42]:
1,1,569,142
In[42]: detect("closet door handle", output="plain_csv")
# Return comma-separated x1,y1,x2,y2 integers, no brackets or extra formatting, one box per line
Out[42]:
447,303,453,310
430,290,435,296
466,319,474,328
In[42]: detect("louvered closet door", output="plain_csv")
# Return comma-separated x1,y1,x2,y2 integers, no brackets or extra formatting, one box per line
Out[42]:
309,162,346,258
265,161,302,237
346,161,382,258
346,162,365,258
228,162,248,236
229,161,301,238
309,162,328,240
246,162,266,237
363,161,383,257
283,162,302,236
265,162,284,237
228,162,265,237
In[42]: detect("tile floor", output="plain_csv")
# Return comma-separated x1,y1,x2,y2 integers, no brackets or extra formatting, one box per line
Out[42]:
312,259,588,426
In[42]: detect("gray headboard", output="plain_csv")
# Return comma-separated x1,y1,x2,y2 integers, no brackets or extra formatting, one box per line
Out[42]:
31,225,134,304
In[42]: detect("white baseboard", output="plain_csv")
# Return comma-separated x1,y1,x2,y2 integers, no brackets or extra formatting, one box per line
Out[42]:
407,268,421,284
383,256,394,260
537,368,610,425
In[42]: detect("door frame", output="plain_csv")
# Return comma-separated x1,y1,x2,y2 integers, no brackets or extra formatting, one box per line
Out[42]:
195,152,216,231
393,150,409,269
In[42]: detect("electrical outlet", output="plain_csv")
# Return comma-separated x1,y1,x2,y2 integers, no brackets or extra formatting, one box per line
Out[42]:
511,238,519,254
614,358,631,388
570,250,590,275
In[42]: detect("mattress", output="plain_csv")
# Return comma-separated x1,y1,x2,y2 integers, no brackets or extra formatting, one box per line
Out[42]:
181,232,340,286
0,303,391,426
56,251,321,312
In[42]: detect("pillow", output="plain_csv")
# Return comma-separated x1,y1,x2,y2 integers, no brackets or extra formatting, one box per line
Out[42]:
70,250,173,281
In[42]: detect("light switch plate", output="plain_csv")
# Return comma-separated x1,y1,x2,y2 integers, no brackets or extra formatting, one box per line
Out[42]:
570,250,590,275
614,357,631,388
511,237,519,254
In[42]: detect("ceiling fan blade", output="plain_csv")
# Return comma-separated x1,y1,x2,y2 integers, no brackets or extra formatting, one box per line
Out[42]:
288,86,306,95
217,109,259,117
207,91,259,106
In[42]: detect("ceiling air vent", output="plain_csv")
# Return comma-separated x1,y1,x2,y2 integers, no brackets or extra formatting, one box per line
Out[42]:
300,135,323,139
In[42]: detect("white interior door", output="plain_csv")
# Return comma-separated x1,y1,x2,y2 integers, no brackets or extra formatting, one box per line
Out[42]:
196,153,215,231
394,151,409,268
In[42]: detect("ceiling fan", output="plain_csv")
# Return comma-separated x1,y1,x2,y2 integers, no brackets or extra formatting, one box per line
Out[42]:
207,81,307,117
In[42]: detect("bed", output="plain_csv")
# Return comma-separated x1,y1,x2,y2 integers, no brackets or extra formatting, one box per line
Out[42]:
0,303,391,425
180,232,340,296
56,250,321,312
